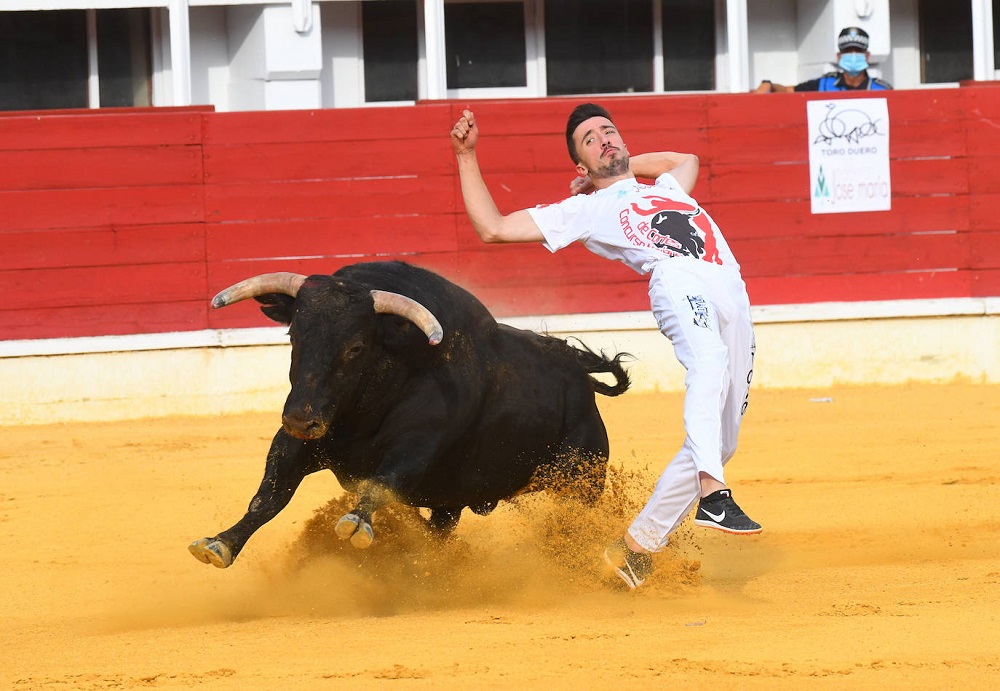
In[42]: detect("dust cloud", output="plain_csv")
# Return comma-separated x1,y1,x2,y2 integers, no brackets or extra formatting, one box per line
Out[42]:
105,463,701,632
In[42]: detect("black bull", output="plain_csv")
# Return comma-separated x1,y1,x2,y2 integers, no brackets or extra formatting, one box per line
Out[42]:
189,261,630,568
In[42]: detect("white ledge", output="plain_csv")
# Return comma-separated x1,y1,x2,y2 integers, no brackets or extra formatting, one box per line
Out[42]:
1,297,997,359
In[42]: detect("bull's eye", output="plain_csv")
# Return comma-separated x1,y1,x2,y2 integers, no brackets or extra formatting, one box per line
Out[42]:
344,342,364,360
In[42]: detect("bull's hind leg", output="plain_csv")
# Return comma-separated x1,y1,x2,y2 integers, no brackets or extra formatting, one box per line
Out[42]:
189,430,319,568
554,409,611,504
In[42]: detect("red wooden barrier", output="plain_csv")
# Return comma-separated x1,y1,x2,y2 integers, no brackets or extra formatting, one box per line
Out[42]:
1,90,998,342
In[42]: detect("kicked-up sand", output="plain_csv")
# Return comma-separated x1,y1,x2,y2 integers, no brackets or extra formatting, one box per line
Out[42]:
2,383,998,689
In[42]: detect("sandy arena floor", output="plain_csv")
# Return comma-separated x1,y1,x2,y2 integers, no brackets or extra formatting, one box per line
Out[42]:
2,383,999,689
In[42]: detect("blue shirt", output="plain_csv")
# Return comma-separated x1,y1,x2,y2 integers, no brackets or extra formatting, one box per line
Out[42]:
795,71,892,92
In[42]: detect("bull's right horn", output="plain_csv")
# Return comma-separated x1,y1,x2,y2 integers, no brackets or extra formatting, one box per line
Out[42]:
371,290,444,345
212,272,307,308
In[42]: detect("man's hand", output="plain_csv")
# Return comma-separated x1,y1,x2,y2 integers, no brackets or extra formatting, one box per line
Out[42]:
451,109,478,155
569,174,594,196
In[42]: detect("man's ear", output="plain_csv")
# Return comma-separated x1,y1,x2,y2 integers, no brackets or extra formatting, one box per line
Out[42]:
575,161,589,177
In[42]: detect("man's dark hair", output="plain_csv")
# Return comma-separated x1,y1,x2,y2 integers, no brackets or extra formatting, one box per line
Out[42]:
566,103,614,164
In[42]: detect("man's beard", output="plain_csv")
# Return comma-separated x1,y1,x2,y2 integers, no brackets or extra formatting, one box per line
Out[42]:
589,152,630,180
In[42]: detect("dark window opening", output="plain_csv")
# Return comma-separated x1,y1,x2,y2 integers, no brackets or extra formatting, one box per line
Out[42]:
0,11,88,111
97,9,151,107
544,0,654,96
919,0,973,82
662,0,715,91
363,0,418,102
0,9,151,112
993,0,1000,70
445,2,527,89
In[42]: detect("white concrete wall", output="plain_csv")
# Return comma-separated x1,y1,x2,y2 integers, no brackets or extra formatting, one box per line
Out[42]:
748,0,798,87
321,0,362,108
177,0,926,113
887,0,921,88
225,3,323,111
2,300,997,425
189,6,231,110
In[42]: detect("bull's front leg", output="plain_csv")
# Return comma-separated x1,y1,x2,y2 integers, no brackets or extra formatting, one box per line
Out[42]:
189,429,320,568
333,431,450,549
332,479,389,549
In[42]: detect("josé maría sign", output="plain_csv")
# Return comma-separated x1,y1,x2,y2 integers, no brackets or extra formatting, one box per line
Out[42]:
808,98,891,215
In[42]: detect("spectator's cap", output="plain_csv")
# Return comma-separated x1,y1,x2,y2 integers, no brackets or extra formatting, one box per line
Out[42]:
838,26,870,52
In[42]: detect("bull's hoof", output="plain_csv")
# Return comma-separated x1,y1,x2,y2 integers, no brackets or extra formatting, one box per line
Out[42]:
350,523,374,549
334,514,374,549
188,538,233,568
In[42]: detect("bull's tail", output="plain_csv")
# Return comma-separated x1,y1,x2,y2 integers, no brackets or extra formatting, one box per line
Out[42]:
566,338,632,397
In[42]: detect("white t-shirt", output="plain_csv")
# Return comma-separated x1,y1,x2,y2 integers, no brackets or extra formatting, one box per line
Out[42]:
527,173,740,276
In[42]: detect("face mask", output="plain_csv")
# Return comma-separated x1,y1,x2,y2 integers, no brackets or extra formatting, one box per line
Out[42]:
838,53,869,76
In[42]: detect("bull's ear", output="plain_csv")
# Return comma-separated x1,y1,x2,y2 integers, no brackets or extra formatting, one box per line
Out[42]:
255,292,296,324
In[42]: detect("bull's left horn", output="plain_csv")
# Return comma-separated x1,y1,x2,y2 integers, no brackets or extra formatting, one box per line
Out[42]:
371,290,444,345
212,272,307,308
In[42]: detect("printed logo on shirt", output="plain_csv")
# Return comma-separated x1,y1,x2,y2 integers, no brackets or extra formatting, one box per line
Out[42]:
687,294,711,328
631,195,722,265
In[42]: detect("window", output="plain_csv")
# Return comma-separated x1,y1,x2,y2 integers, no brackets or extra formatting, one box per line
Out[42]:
994,0,1000,72
445,2,527,89
0,11,88,110
0,9,151,111
362,0,419,102
662,0,715,91
919,0,973,83
97,9,151,107
544,0,653,96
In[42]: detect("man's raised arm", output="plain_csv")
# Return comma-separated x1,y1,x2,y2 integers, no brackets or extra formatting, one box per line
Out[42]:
569,151,700,196
629,151,700,195
450,109,544,244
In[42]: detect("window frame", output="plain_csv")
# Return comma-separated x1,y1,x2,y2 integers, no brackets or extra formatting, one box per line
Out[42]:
443,0,544,100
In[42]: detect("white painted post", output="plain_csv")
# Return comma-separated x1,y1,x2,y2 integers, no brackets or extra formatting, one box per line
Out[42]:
423,0,447,100
86,8,100,108
971,0,996,81
167,0,191,106
725,0,749,92
652,0,663,93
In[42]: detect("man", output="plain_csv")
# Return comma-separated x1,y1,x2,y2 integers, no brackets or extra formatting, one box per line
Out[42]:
450,103,761,591
755,26,893,93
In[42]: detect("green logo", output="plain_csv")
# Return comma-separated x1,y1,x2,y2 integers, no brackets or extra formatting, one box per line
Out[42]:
814,166,830,198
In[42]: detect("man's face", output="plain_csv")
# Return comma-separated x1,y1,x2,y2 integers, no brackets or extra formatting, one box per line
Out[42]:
837,48,870,76
573,116,630,180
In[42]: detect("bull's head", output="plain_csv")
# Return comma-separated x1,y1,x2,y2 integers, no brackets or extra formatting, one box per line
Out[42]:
212,272,443,440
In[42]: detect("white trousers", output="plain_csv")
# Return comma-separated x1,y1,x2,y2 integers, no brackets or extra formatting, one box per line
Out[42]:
628,258,756,552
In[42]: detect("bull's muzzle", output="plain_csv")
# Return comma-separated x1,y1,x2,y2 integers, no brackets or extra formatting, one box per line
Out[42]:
281,412,329,440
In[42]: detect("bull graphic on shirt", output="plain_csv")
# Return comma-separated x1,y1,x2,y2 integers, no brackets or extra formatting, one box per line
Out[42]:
631,195,722,265
649,210,704,257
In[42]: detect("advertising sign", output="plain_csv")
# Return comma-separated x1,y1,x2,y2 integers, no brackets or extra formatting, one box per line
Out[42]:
808,98,891,214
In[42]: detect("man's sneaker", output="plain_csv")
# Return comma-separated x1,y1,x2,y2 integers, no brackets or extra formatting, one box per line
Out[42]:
602,537,653,590
693,489,762,534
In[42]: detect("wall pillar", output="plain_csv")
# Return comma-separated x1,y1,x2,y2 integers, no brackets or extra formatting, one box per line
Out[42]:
168,0,192,106
227,3,323,111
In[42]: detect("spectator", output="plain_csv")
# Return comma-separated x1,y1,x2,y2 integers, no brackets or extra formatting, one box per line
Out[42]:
755,27,892,93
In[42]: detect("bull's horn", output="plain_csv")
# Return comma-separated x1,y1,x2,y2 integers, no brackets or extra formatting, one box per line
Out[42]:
371,290,444,345
212,272,307,308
